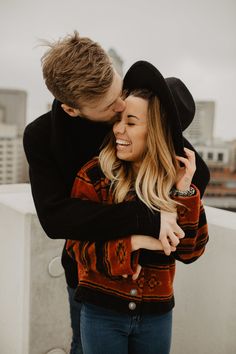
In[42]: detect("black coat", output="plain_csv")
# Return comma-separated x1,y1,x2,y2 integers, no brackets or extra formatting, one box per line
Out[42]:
23,99,210,288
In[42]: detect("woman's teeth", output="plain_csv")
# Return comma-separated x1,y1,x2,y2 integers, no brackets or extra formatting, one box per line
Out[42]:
116,139,131,146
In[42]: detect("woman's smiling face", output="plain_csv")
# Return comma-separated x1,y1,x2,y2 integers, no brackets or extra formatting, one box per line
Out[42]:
113,95,148,170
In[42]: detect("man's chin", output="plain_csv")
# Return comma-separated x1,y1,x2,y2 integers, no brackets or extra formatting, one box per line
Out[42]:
79,113,117,124
108,114,120,125
91,114,119,125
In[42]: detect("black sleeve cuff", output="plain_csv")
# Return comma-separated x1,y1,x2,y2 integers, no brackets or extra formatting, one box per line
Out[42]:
131,199,161,238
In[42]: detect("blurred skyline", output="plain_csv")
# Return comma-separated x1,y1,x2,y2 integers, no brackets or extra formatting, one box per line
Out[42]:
0,0,236,140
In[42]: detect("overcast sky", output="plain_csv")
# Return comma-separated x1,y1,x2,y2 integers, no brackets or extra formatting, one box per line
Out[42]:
0,0,235,140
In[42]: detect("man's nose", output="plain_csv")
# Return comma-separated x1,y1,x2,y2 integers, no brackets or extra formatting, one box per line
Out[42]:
113,98,126,113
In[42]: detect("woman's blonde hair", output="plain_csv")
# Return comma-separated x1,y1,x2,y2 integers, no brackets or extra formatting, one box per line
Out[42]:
99,90,180,213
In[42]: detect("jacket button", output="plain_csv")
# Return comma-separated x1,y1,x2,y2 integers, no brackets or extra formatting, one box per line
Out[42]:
128,302,136,310
130,288,137,296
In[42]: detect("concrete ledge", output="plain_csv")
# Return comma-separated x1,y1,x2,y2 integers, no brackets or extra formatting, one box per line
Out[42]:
0,183,35,214
204,204,236,230
0,184,70,354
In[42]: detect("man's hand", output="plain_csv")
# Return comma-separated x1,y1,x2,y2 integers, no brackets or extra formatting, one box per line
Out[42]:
122,235,164,280
131,235,163,252
160,210,185,256
122,221,184,280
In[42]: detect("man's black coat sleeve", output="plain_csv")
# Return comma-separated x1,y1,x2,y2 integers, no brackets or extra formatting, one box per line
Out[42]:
23,122,160,241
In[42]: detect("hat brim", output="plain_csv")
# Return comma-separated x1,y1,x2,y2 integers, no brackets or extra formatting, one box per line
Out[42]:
123,61,184,157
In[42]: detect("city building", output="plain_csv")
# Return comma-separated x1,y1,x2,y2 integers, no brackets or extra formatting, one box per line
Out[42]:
184,101,215,145
200,139,236,211
0,89,28,184
108,48,123,77
229,139,236,172
196,139,230,170
183,100,236,211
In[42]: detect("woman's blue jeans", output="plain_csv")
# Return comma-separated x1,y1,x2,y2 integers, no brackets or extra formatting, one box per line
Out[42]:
80,302,172,354
67,286,83,354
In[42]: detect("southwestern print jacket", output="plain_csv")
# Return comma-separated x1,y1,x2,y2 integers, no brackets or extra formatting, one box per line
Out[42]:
67,157,209,315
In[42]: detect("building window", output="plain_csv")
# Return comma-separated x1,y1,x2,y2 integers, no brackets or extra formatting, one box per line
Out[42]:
207,152,213,160
217,153,224,162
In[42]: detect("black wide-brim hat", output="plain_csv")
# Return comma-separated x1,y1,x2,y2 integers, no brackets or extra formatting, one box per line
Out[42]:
123,60,195,157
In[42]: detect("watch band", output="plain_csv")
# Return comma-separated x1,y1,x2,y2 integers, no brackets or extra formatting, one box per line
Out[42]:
171,186,196,197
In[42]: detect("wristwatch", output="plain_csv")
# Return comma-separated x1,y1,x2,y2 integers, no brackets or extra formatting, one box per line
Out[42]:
171,186,196,197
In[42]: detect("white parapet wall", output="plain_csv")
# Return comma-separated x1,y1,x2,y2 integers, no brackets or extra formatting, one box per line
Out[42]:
0,185,236,354
0,184,71,354
172,205,236,354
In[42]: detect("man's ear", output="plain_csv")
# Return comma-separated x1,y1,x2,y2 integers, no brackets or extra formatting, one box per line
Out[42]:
61,104,81,117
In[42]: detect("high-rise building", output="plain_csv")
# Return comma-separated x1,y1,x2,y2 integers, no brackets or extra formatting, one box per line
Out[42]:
184,101,215,145
229,139,236,173
0,89,28,184
108,48,123,77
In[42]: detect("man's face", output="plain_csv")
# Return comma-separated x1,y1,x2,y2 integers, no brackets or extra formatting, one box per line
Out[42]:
62,70,126,122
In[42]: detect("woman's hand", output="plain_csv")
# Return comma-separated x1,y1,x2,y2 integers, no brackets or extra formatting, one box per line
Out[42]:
175,147,196,191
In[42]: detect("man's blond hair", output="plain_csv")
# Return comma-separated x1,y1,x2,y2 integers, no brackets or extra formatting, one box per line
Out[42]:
41,31,114,108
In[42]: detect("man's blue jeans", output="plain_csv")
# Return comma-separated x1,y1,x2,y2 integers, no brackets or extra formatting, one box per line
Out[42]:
80,302,172,354
67,286,83,354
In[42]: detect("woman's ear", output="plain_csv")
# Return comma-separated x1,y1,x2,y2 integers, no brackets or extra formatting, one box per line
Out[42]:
61,104,80,117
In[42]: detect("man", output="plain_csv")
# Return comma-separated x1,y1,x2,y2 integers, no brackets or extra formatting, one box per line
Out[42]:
23,31,210,354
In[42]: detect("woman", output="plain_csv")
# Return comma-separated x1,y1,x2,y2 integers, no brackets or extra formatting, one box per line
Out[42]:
67,61,209,354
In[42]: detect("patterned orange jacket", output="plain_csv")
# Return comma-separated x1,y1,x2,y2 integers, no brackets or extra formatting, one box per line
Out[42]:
66,157,209,315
